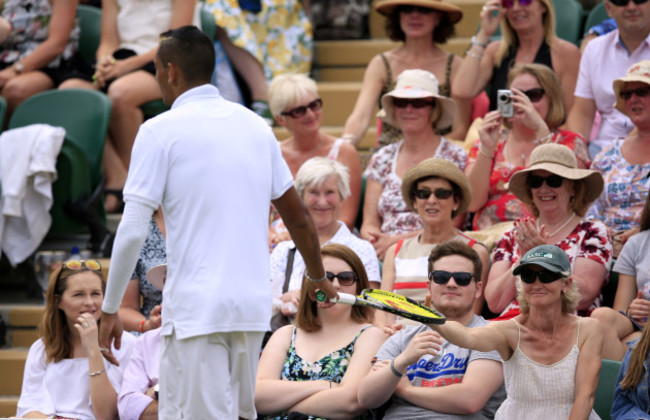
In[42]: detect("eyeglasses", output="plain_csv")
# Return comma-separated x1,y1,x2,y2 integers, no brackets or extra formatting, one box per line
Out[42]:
428,270,475,286
281,98,323,118
414,188,454,200
609,0,649,6
398,5,435,14
501,0,534,8
393,98,436,109
522,88,545,103
519,269,563,284
526,174,564,189
325,271,358,286
620,86,650,100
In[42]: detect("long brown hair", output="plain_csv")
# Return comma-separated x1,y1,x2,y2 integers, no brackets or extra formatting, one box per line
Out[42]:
40,263,105,363
621,322,650,390
295,244,373,332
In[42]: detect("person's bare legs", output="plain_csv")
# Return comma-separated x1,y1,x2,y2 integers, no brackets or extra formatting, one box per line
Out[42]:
2,71,55,116
591,307,638,360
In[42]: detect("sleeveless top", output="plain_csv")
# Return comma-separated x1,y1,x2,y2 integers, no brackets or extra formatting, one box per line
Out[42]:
393,232,478,304
495,317,600,419
266,325,371,420
377,53,454,147
488,40,553,111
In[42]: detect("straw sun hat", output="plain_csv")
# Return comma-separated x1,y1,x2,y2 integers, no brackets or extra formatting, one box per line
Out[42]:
380,69,456,131
401,157,472,218
613,60,650,116
375,0,463,24
507,144,603,206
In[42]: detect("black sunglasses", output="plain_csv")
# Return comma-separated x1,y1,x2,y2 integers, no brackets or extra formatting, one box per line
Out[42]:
502,0,533,7
281,98,323,118
393,98,436,109
609,0,649,6
398,5,435,14
519,269,563,284
620,86,650,100
526,174,564,189
414,188,453,200
522,88,545,103
325,271,358,286
428,270,475,286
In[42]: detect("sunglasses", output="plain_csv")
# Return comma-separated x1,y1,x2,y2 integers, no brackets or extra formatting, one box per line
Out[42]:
281,98,323,118
398,5,435,14
393,98,436,109
609,0,649,6
519,269,563,284
526,174,564,189
522,88,545,103
620,86,650,100
501,0,533,8
414,188,454,200
325,271,358,286
428,270,475,286
62,259,101,271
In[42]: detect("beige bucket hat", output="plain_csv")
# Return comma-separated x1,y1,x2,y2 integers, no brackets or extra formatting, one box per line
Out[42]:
613,60,650,115
375,0,463,24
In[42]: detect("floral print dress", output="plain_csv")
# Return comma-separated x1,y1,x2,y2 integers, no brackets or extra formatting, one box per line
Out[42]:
264,325,370,420
130,218,166,319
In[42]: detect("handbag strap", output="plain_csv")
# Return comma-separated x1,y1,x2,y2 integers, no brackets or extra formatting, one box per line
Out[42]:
283,247,297,294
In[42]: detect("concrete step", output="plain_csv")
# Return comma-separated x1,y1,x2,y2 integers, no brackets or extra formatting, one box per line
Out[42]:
0,396,18,418
0,305,42,349
0,349,27,395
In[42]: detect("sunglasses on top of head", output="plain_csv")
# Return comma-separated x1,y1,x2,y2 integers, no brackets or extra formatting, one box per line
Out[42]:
620,86,650,100
281,98,323,119
609,0,649,6
519,269,563,284
501,0,534,8
393,98,436,109
325,271,358,286
397,5,435,14
526,174,564,189
428,270,475,286
414,188,454,200
57,259,102,280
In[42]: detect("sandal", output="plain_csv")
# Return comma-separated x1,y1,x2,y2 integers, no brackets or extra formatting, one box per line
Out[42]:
104,189,125,213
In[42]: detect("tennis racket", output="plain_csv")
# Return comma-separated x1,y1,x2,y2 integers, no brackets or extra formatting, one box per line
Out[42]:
315,289,446,324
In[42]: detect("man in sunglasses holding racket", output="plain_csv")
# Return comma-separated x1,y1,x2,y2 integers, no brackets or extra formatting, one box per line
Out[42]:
97,26,337,420
358,241,505,418
568,0,650,158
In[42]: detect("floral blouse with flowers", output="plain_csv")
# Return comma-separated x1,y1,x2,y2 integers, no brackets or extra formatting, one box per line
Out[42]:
467,129,590,231
492,219,612,319
364,138,467,236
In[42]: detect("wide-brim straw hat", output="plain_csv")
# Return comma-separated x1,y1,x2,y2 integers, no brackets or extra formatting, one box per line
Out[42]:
375,0,463,24
401,157,472,217
381,69,456,131
613,60,650,115
507,143,603,205
146,264,166,292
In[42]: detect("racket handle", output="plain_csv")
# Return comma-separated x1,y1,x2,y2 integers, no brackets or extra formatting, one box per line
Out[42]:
314,291,356,304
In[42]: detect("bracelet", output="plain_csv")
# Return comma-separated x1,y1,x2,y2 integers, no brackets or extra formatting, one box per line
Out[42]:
329,381,332,389
466,50,483,61
139,320,146,333
471,36,487,49
342,133,356,144
306,271,327,283
89,368,105,377
478,144,494,159
390,359,404,378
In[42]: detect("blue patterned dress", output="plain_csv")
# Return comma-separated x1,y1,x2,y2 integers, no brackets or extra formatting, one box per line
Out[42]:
130,217,166,318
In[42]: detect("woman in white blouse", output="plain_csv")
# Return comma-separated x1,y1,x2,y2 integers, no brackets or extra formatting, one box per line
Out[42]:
16,260,135,419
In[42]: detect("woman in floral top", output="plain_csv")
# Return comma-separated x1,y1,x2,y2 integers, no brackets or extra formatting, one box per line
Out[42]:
466,64,589,231
361,69,467,259
256,244,385,420
486,144,612,320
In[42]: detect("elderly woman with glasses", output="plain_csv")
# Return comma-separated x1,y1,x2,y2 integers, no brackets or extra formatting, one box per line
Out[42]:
268,73,362,248
453,0,579,113
466,63,589,231
360,69,467,259
486,143,612,321
16,260,136,419
343,0,471,147
256,244,385,420
429,244,603,419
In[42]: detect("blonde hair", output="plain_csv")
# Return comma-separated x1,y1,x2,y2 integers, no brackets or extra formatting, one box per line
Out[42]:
268,73,319,117
495,0,556,67
515,276,579,314
507,63,565,129
621,323,650,390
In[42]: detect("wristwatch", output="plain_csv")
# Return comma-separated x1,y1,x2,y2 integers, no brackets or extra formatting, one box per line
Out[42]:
154,383,159,400
13,61,24,74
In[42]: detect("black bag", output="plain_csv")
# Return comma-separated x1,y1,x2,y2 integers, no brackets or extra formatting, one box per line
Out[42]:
311,0,370,40
262,247,297,348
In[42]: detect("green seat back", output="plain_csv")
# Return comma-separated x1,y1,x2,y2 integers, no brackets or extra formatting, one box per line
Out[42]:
77,5,102,64
594,359,622,420
0,96,7,129
584,2,609,37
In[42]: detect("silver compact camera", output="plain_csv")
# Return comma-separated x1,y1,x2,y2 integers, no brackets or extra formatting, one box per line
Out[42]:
497,89,514,118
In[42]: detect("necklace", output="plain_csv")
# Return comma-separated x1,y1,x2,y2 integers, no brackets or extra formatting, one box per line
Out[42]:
506,131,553,164
537,212,576,237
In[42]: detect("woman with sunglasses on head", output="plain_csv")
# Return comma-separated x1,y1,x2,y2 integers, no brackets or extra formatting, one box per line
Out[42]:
453,0,579,113
379,158,489,327
587,61,650,259
16,260,136,419
361,69,467,260
267,73,362,248
466,63,590,231
486,143,611,321
256,244,385,420
342,0,471,147
428,244,603,419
